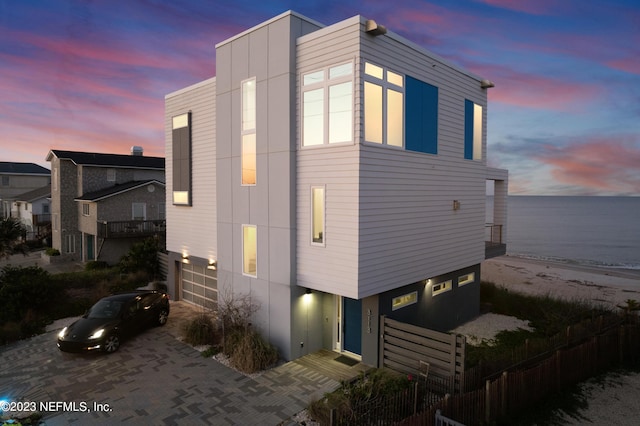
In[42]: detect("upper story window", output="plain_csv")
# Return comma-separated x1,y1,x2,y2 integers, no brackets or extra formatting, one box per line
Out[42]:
107,168,116,182
172,112,191,205
242,78,256,185
1,176,8,186
82,203,90,216
302,62,353,147
364,62,404,147
132,203,146,220
464,100,483,161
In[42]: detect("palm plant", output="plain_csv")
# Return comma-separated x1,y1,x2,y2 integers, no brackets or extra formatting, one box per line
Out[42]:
0,217,28,259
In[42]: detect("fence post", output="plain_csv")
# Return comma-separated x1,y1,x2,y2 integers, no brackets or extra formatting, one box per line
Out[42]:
500,371,508,419
619,325,625,366
330,408,336,426
485,379,491,424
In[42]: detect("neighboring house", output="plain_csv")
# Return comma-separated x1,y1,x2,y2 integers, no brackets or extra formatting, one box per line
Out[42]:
11,185,51,241
46,148,166,264
165,11,508,366
0,162,51,219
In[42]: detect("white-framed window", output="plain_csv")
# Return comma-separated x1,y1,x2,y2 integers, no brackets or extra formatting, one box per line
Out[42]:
302,61,353,147
311,186,325,246
132,203,146,220
65,234,76,254
82,203,90,216
458,272,475,287
392,291,418,311
364,62,404,147
242,225,257,277
107,168,116,182
432,280,452,297
242,77,256,185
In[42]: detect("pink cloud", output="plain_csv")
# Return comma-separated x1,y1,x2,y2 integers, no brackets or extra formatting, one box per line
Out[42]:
607,58,640,75
472,64,602,111
474,0,560,15
535,137,640,193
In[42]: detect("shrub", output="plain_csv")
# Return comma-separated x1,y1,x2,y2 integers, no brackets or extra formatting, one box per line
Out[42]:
119,237,163,280
227,328,279,373
308,369,413,424
45,247,60,256
85,260,110,270
183,313,219,346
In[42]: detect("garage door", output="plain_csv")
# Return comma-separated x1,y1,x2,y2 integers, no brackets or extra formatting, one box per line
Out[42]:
181,263,217,309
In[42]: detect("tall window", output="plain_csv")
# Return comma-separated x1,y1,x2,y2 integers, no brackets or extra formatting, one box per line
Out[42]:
464,100,483,161
65,234,76,254
107,168,116,182
172,112,191,205
311,186,325,245
242,225,257,276
82,203,90,216
302,62,353,146
364,62,404,147
242,78,256,185
132,203,146,220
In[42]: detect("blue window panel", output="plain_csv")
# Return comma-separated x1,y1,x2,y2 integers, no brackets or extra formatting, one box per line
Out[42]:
464,99,474,160
405,76,438,154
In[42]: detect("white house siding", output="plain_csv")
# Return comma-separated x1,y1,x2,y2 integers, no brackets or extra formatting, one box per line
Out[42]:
165,77,217,261
295,17,363,299
356,24,489,298
296,16,490,299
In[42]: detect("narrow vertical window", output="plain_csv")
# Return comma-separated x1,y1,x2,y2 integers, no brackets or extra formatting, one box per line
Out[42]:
243,225,257,276
464,100,483,161
364,82,383,143
82,203,90,216
107,168,116,182
172,112,191,205
303,89,324,146
242,78,257,185
329,82,352,143
311,186,325,245
387,89,403,147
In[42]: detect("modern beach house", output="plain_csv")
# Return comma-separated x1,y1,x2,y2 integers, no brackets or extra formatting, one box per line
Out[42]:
165,11,508,366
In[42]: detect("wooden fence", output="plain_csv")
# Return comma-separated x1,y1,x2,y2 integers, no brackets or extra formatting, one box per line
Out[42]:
379,316,466,394
397,323,640,426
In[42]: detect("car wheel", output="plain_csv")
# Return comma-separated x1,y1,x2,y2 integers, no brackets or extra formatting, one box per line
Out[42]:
103,334,120,353
157,308,169,326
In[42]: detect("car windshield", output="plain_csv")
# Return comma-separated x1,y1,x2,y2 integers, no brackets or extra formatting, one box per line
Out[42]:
87,300,124,319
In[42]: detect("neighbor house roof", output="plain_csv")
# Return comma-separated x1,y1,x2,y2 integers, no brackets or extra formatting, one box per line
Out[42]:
0,162,50,175
75,180,165,202
46,150,164,170
13,185,51,203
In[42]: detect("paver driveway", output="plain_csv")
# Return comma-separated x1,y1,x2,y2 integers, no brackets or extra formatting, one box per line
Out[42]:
1,323,338,425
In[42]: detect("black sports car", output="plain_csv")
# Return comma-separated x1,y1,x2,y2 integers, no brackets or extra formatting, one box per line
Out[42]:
57,290,170,353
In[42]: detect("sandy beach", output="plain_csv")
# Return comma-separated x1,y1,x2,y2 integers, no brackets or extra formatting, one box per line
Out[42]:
465,255,640,424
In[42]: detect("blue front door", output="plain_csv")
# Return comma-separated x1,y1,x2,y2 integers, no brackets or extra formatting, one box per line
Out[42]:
343,297,362,355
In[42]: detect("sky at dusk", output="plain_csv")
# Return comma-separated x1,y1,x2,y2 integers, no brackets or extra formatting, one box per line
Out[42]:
1,0,639,195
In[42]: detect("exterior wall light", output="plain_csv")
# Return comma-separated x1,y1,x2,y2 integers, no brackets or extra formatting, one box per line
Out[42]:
480,79,495,89
365,19,387,36
182,253,190,263
207,260,217,270
453,200,461,210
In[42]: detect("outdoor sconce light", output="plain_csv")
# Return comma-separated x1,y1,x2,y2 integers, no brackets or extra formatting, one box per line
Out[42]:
453,200,461,211
365,19,387,36
207,260,217,270
182,253,189,263
305,288,312,295
480,79,495,89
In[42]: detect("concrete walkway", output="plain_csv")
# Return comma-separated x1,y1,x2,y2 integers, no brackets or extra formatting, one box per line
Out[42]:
0,302,344,425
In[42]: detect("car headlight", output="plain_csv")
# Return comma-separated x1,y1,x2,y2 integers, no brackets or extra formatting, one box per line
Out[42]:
89,328,105,340
58,327,68,339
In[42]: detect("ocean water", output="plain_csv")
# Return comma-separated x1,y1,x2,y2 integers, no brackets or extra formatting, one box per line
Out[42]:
488,196,640,270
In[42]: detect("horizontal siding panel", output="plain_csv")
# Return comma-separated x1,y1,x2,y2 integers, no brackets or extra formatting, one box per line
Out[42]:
166,78,217,260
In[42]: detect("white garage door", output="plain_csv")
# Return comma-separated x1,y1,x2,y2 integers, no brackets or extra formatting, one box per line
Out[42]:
181,263,217,308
